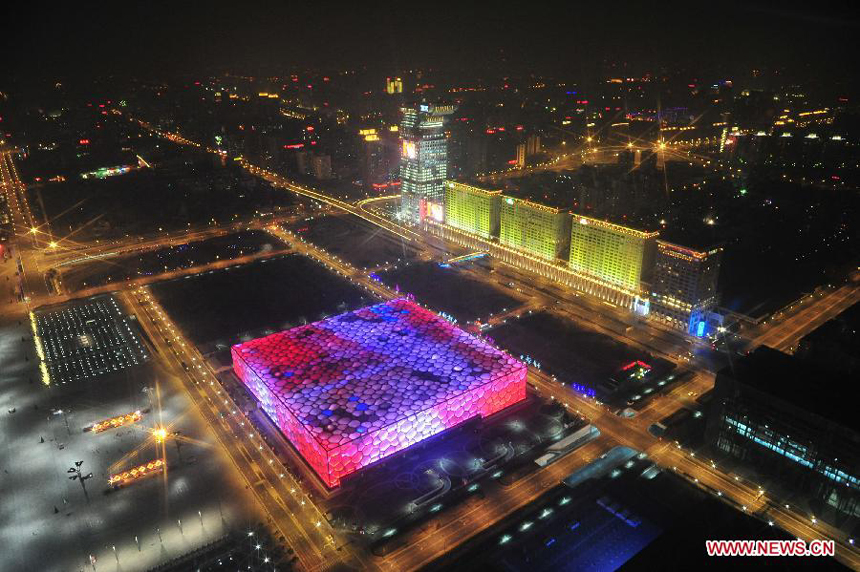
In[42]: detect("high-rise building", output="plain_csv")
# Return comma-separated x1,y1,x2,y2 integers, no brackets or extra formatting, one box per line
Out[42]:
444,181,501,239
706,347,860,520
499,197,571,261
312,154,332,180
516,143,526,167
399,102,456,223
295,150,310,175
386,77,403,94
568,215,658,292
526,134,541,156
650,241,722,335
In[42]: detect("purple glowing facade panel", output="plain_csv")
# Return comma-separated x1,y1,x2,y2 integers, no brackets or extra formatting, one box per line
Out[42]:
232,298,527,487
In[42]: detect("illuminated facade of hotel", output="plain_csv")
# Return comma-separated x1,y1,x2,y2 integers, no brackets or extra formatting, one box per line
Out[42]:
650,241,722,335
444,181,501,239
399,103,456,223
568,215,658,292
499,197,571,261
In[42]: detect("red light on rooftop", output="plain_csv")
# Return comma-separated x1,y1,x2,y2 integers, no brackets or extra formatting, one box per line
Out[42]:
621,360,651,371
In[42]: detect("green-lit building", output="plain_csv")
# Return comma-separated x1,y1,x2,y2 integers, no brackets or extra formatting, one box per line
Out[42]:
444,181,501,239
568,215,658,292
499,197,571,261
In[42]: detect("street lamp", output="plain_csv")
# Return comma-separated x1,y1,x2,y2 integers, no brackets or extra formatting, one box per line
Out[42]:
153,427,167,442
68,461,93,502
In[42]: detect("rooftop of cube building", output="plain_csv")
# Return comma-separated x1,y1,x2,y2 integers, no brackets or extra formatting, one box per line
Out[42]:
231,298,526,453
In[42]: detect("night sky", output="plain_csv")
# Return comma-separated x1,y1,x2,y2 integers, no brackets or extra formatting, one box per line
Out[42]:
3,1,858,85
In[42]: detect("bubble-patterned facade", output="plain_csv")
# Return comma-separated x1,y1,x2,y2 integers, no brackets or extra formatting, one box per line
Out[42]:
232,298,527,487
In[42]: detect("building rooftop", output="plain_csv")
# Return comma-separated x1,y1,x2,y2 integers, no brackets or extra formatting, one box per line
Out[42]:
658,226,725,253
572,212,660,238
232,298,525,452
447,180,502,196
720,346,857,433
657,239,723,260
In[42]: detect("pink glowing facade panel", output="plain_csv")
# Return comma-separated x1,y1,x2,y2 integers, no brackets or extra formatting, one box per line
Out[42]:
232,298,526,487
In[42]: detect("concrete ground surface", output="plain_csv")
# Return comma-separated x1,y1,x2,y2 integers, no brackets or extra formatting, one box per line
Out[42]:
0,297,264,572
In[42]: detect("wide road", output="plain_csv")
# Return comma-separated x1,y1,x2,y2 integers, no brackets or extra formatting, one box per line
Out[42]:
0,146,51,309
747,284,860,353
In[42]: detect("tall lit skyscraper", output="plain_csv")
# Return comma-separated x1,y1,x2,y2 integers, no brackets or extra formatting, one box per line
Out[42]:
386,77,403,94
399,102,455,223
650,241,722,335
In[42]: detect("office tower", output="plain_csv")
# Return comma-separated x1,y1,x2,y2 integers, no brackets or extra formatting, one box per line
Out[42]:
312,155,332,180
650,241,722,335
516,143,526,167
706,347,859,519
386,77,403,94
568,214,658,292
526,134,541,156
499,197,571,261
444,181,501,239
399,102,456,223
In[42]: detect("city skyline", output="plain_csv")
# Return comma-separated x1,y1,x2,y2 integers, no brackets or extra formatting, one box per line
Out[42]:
0,4,858,571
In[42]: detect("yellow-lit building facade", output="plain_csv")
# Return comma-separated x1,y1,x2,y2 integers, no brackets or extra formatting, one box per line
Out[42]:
444,182,501,239
568,215,658,292
499,197,571,261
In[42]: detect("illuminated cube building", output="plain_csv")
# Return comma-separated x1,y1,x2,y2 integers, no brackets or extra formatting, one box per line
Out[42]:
232,299,527,488
444,181,501,239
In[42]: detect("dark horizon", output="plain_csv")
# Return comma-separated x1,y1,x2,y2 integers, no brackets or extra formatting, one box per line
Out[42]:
3,1,859,90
